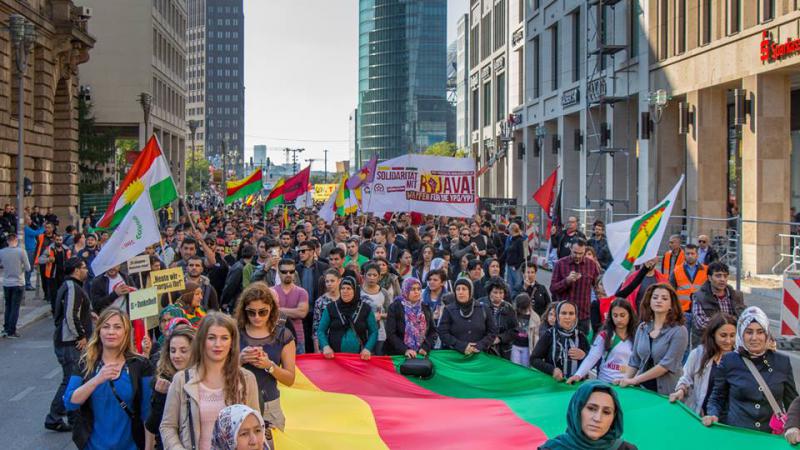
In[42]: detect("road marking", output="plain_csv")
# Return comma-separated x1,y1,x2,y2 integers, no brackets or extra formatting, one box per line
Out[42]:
9,386,34,402
44,367,61,379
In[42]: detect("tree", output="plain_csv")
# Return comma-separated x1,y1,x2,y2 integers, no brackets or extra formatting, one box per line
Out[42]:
115,139,139,189
423,141,468,157
186,148,210,193
77,96,116,194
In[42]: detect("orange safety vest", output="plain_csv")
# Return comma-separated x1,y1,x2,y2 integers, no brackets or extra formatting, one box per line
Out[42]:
661,249,685,276
44,246,72,279
34,233,46,265
673,263,707,312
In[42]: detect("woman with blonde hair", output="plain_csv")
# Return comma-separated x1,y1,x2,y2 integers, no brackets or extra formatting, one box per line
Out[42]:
65,307,153,450
235,282,296,431
160,312,260,450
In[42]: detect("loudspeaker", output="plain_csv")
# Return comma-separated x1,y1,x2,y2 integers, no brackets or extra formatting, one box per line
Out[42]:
517,142,525,159
678,101,694,134
640,111,651,140
733,89,749,126
533,139,541,157
552,135,560,154
573,129,582,151
600,122,610,147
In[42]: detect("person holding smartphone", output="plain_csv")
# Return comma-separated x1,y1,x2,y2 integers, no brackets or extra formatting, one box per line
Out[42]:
235,282,296,431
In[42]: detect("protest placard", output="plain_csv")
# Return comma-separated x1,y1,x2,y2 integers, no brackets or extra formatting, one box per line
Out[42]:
129,287,159,321
127,255,151,274
149,267,185,296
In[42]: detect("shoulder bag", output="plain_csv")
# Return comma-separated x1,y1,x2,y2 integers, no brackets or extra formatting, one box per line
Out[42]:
184,370,197,450
742,356,787,434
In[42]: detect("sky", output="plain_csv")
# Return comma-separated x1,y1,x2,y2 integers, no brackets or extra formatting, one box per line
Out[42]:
243,0,469,173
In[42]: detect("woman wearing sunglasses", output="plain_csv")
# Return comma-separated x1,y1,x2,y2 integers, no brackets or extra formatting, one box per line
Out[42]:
235,282,296,431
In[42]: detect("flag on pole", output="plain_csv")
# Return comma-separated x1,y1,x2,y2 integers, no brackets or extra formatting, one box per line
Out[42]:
532,167,559,239
548,181,563,238
264,178,286,212
282,165,312,202
225,169,263,205
335,177,361,216
602,176,684,295
94,136,178,231
346,155,378,189
318,185,337,224
91,193,160,277
294,183,313,209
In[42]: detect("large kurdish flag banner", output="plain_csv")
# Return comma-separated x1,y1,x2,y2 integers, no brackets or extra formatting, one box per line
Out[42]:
274,351,786,449
225,169,263,205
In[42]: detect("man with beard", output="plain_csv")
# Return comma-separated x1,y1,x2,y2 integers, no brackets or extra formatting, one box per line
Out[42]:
77,233,101,284
39,233,70,313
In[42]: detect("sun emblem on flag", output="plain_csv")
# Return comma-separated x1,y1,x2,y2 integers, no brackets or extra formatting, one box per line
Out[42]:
123,179,145,205
621,201,669,270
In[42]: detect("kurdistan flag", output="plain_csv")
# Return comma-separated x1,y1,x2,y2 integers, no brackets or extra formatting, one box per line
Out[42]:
225,169,263,205
264,178,286,212
602,176,684,294
91,192,160,277
94,136,178,230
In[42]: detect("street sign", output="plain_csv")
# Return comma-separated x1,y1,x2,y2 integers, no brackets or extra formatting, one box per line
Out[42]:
127,255,151,274
129,287,159,321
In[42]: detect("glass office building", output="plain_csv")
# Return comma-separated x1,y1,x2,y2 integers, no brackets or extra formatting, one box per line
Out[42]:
357,0,448,166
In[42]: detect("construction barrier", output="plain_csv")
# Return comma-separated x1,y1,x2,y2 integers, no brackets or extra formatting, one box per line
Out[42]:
782,273,800,337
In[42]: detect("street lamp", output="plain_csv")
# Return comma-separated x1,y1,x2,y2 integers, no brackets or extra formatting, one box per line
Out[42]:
138,92,153,143
187,119,198,183
7,14,36,242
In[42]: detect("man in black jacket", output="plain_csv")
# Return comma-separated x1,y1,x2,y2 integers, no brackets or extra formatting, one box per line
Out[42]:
297,240,329,354
45,257,91,432
89,265,133,313
513,263,551,316
220,244,255,312
587,220,612,270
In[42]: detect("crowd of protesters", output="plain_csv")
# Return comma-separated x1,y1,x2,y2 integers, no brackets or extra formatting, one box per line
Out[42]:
1,197,798,449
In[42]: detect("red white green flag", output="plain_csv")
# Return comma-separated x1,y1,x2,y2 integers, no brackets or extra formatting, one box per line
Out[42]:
94,136,178,231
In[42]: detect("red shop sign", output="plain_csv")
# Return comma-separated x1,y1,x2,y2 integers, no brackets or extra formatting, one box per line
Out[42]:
760,30,800,63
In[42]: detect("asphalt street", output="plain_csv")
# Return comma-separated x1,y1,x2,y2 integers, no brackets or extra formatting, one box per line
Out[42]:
0,315,73,450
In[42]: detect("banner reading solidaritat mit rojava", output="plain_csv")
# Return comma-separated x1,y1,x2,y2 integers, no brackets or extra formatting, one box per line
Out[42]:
362,154,476,218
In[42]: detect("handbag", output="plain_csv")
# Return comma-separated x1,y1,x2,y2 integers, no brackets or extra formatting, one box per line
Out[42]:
742,356,787,434
399,355,434,379
185,370,197,450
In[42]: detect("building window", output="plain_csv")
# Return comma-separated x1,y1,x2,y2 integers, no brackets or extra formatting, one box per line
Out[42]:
481,12,492,60
676,0,686,54
494,0,506,51
572,11,580,82
551,24,559,91
496,73,505,122
760,0,774,22
470,25,480,68
517,49,524,106
727,0,741,35
472,88,480,131
630,0,641,54
483,81,492,127
699,0,712,45
533,36,540,98
658,0,669,59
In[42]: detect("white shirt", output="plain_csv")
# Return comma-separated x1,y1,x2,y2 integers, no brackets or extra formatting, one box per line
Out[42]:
574,333,634,383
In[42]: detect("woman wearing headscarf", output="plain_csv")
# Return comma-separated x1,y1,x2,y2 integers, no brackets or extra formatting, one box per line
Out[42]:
384,277,437,358
177,281,206,327
438,278,497,355
539,380,637,450
211,404,271,450
149,304,187,366
530,301,589,381
317,276,378,360
703,306,798,433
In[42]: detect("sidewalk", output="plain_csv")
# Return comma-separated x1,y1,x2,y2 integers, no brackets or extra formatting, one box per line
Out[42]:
0,275,52,333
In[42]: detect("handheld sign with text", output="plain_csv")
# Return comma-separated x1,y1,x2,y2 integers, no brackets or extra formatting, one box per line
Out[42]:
127,255,152,274
150,267,186,297
129,287,159,321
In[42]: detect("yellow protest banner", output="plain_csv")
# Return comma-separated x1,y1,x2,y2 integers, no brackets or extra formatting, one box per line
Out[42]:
149,267,186,297
313,184,337,201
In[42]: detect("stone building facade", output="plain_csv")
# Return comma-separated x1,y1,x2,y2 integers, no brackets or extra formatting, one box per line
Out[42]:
0,0,94,225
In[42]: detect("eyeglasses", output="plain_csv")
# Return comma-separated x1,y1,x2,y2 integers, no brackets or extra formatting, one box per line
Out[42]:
246,308,270,318
461,233,470,237
698,240,707,243
280,269,295,275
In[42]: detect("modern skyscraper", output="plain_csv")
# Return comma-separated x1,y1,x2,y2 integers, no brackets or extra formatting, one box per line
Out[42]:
455,14,469,151
357,0,448,166
186,0,244,176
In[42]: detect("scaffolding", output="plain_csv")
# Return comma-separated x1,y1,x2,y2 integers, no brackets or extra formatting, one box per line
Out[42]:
584,0,633,221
